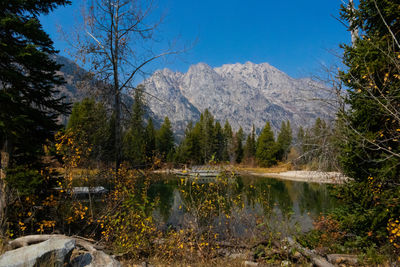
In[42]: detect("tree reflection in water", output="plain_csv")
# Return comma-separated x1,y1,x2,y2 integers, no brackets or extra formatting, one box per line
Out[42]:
147,173,336,239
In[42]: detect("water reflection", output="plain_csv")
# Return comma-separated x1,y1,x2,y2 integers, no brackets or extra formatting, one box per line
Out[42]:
148,174,336,235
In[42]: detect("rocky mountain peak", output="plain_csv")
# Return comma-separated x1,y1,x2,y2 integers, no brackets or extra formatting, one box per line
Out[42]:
53,55,333,138
142,61,333,137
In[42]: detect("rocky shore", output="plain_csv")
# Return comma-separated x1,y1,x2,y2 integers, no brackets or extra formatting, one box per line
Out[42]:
244,170,351,184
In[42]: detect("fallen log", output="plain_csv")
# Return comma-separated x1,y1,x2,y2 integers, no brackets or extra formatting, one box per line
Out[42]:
286,237,334,267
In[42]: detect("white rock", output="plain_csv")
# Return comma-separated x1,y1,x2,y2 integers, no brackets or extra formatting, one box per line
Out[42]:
243,261,259,266
0,238,75,267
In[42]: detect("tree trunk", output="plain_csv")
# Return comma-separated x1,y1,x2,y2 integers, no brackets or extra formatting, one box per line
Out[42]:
0,149,9,236
113,4,121,172
114,91,121,170
349,0,359,47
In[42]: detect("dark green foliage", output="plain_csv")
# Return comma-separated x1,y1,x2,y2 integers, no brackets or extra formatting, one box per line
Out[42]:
222,120,234,162
123,86,146,167
5,166,43,196
199,109,215,161
244,125,257,161
156,117,175,161
276,121,292,161
213,121,225,161
67,98,111,163
175,112,245,165
0,0,71,165
174,121,201,164
256,122,277,167
0,0,71,204
339,0,400,181
234,127,244,164
336,0,400,247
144,118,156,161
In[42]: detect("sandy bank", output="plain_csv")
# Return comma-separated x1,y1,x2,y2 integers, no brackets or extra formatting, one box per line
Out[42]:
246,170,351,184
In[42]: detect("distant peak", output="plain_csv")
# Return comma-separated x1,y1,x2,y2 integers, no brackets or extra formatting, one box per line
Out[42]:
215,61,273,70
153,68,182,76
190,62,212,69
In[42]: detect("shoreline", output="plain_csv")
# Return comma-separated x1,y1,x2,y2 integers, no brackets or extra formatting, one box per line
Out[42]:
243,170,351,184
154,168,350,184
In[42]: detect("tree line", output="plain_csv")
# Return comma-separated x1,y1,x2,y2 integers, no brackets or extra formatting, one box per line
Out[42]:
66,90,300,168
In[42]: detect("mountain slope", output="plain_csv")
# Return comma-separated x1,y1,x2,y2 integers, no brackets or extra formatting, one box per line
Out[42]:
53,55,334,135
142,61,333,135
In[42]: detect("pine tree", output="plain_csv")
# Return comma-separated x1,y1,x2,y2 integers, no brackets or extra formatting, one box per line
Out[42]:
234,127,245,164
123,86,146,167
144,118,156,162
256,122,277,167
244,125,257,160
67,98,109,163
213,121,225,162
199,109,215,162
175,121,201,164
222,120,234,162
276,120,292,161
0,0,71,165
337,0,400,244
0,0,71,234
156,117,175,161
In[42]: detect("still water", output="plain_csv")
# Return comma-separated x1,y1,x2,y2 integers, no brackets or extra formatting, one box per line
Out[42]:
146,174,336,237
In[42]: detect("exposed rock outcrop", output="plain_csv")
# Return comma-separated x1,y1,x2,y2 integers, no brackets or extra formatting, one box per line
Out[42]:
0,235,121,267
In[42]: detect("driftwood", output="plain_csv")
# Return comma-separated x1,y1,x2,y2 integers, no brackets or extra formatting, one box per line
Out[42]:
286,237,334,267
327,254,358,265
216,239,281,250
9,234,104,251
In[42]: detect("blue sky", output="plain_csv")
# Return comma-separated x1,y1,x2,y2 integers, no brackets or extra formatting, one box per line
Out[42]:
40,0,352,79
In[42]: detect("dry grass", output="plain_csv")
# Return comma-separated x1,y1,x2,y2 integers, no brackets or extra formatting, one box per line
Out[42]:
238,162,293,174
125,257,246,267
53,167,100,176
0,236,8,254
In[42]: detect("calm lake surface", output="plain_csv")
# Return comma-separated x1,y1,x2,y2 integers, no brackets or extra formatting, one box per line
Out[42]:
146,174,336,237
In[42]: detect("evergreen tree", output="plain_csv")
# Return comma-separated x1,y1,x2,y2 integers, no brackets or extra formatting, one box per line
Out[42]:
234,127,245,164
199,109,215,162
276,120,292,161
144,118,156,162
67,98,109,163
213,121,225,162
244,125,257,160
123,86,146,167
156,117,175,161
0,0,71,165
175,121,201,164
337,0,400,243
222,120,234,162
256,122,277,167
0,0,70,233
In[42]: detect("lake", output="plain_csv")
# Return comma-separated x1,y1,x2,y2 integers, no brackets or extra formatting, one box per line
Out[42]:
146,173,336,239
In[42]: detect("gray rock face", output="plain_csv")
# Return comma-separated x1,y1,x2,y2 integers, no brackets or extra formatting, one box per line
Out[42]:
1,235,122,267
71,251,121,267
53,55,334,136
0,238,75,267
142,61,333,136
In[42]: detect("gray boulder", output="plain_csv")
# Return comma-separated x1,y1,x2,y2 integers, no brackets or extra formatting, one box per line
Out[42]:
0,237,75,267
